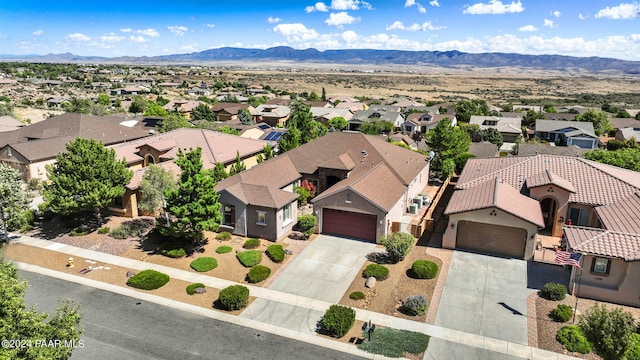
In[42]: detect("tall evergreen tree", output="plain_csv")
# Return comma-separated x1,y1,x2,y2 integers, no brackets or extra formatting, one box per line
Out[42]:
279,100,326,152
212,162,228,182
425,118,471,178
228,151,246,176
0,164,31,239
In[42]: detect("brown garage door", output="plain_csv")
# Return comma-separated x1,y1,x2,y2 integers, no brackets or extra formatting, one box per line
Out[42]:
456,221,526,258
322,208,377,242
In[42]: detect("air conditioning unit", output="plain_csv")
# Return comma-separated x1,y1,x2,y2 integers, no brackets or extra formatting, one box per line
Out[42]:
420,194,431,206
408,203,418,214
412,197,423,209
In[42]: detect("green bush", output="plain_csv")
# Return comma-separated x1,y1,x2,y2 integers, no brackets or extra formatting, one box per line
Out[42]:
625,333,640,360
236,250,262,267
243,238,261,249
98,226,110,234
247,265,271,283
358,328,430,358
215,231,232,241
579,303,636,360
380,232,414,263
215,245,233,254
186,283,205,295
320,305,356,338
349,291,365,300
69,227,88,236
556,326,591,354
363,264,389,280
161,247,186,258
401,295,428,316
126,270,170,290
296,214,317,237
412,260,439,279
190,257,218,272
551,304,574,322
266,244,285,262
218,285,249,311
109,219,151,239
541,282,568,301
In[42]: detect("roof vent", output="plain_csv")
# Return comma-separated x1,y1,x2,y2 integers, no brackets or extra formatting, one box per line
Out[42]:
361,150,367,156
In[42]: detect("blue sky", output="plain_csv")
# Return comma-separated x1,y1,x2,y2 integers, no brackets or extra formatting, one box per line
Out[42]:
1,1,639,60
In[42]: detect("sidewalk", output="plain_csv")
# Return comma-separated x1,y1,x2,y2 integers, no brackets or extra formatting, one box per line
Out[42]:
8,234,580,360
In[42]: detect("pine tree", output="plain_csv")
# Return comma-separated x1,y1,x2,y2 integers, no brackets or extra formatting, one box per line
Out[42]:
228,151,246,176
0,164,31,239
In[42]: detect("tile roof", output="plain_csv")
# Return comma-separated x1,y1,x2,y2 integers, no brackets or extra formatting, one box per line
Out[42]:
457,155,640,206
470,116,522,134
595,192,640,234
565,226,640,261
525,169,576,193
216,155,301,193
517,143,588,158
252,104,290,118
444,178,544,227
223,183,299,208
617,127,640,141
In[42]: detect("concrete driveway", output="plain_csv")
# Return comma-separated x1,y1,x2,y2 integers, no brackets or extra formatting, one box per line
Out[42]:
240,235,377,334
434,251,532,345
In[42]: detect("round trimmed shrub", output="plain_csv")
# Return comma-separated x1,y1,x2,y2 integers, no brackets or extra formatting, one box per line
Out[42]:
237,250,262,267
247,265,271,283
218,285,249,311
215,231,232,241
126,270,170,290
401,295,428,316
363,263,389,280
296,214,317,237
541,282,568,301
190,257,218,272
215,245,233,254
412,260,439,279
266,244,285,262
186,283,205,295
243,238,261,249
349,291,365,300
321,305,355,338
556,325,591,354
551,304,574,322
161,247,186,258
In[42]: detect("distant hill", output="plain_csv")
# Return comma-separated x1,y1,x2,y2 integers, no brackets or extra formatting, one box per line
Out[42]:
2,46,640,74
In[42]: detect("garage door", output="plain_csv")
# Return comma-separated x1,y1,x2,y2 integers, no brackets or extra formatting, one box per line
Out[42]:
456,221,526,258
322,208,377,242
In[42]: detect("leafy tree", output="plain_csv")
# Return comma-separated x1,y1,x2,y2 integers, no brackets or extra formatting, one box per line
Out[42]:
576,109,612,136
616,109,631,118
211,162,228,182
522,109,546,128
161,148,221,248
256,143,276,163
585,148,640,171
360,120,394,135
0,164,31,238
216,125,240,135
328,116,348,131
459,123,481,141
425,118,471,178
155,96,170,106
543,104,557,113
280,100,327,153
228,151,246,176
454,99,489,123
238,108,254,125
96,94,111,106
579,304,635,360
144,103,167,117
43,138,132,222
248,96,268,108
0,259,83,360
138,164,176,215
380,232,415,263
191,103,215,121
62,98,92,114
158,113,192,133
606,138,639,151
279,127,301,153
128,95,147,115
481,128,504,148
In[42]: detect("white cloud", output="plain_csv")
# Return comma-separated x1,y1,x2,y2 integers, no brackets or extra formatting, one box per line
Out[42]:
386,21,445,31
120,28,132,33
137,29,159,37
405,0,427,13
306,2,329,12
129,36,148,43
430,0,440,6
551,10,561,17
32,30,43,36
543,19,555,28
325,12,360,27
518,25,537,32
341,30,359,42
180,45,198,52
463,0,524,15
267,16,282,23
578,13,587,20
331,0,371,10
205,24,216,28
595,2,640,19
168,26,188,36
101,33,126,42
66,33,90,42
273,23,319,41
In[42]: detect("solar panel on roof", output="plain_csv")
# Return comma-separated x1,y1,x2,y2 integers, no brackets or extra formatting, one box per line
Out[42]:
272,132,284,141
258,123,271,130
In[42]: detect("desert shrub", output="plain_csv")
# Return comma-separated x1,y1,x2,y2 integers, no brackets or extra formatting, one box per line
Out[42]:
69,227,88,236
380,232,414,263
186,283,205,295
625,333,640,360
243,238,261,249
296,214,317,237
247,265,271,283
401,295,428,316
109,219,152,239
190,257,218,272
411,260,439,279
126,270,170,290
266,244,285,262
161,246,186,258
216,245,233,254
216,231,232,241
541,282,568,301
98,226,110,234
556,326,591,354
358,328,430,358
579,303,636,360
551,304,574,322
362,264,389,280
218,285,249,311
236,250,262,267
349,291,365,300
320,305,356,338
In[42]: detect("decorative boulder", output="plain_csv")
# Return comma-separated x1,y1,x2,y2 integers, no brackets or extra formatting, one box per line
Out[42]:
194,287,206,294
365,276,376,288
126,271,136,278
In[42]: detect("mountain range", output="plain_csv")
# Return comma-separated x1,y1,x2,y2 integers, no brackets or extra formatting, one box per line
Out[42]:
2,46,640,74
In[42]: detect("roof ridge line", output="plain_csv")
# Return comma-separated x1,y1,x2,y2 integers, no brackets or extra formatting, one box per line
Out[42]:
362,134,411,186
580,157,640,191
462,155,537,188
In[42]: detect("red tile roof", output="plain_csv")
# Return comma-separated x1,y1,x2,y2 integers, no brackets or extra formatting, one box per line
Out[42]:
525,169,576,193
565,226,640,261
595,192,640,234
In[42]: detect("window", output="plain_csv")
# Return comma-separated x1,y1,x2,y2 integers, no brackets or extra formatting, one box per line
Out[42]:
283,204,292,225
257,211,267,225
114,196,123,208
346,193,351,204
223,205,235,226
568,207,590,226
591,258,611,275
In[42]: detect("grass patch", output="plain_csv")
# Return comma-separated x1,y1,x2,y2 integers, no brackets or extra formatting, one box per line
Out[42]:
215,232,232,241
243,238,261,249
266,244,285,262
98,226,110,234
236,250,262,267
126,270,170,290
349,291,365,300
215,245,233,254
247,265,271,283
186,283,205,295
357,327,430,358
190,257,218,272
362,264,389,280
